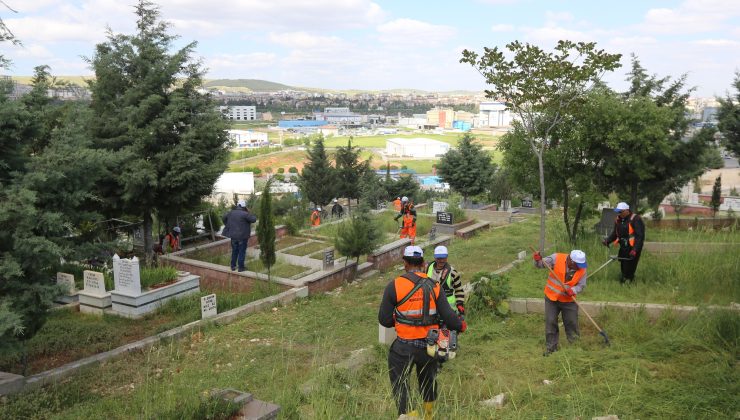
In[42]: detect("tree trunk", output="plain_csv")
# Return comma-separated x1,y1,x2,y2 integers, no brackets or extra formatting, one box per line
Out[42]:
143,212,154,265
630,181,638,211
562,182,571,242
537,151,547,253
571,199,584,243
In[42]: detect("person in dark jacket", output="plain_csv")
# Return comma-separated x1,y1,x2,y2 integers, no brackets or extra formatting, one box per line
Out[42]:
602,202,645,283
378,245,466,418
222,200,257,272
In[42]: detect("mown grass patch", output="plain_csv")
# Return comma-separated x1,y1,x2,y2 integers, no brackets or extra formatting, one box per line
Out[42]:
280,241,330,257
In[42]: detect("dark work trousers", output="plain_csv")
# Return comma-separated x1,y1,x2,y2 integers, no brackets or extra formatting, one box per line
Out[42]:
388,339,438,415
544,298,579,353
230,239,248,271
618,246,641,282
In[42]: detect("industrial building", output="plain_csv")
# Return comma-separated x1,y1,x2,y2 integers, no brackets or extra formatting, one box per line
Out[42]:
426,108,455,129
313,107,363,125
219,105,257,121
211,172,255,203
226,129,269,149
478,101,513,127
385,137,450,158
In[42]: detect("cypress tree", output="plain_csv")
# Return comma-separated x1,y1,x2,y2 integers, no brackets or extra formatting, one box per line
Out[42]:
257,180,276,280
711,175,722,217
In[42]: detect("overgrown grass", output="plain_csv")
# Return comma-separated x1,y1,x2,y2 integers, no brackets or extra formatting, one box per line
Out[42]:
139,266,178,289
4,272,737,418
280,241,330,257
187,250,310,278
0,286,281,375
645,225,739,242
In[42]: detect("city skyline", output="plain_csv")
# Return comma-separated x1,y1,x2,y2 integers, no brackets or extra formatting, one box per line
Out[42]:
1,0,739,97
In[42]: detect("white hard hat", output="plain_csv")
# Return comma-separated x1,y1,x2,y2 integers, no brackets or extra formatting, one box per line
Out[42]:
333,198,338,203
401,196,408,202
614,202,630,212
434,246,448,258
237,200,246,208
570,250,587,268
403,245,423,258
316,207,322,211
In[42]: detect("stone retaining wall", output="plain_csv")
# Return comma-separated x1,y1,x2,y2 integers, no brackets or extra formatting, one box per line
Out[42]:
367,238,411,271
455,221,491,239
432,219,475,236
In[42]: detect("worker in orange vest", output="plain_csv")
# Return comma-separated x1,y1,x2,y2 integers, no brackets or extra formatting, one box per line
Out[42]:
602,202,645,283
378,246,466,418
310,207,322,226
161,226,182,253
393,196,402,212
394,196,417,244
533,249,587,356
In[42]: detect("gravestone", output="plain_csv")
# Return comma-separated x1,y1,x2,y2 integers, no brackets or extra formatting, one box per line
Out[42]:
595,208,616,237
323,249,335,270
500,200,511,211
201,294,217,319
112,254,142,295
721,197,740,211
132,226,145,249
597,201,611,210
56,272,76,295
428,227,437,241
522,197,533,208
436,212,453,225
83,270,106,296
432,201,448,214
550,200,558,209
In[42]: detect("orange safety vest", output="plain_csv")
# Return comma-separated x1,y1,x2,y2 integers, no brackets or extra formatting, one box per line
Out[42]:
543,254,586,303
612,213,636,247
393,199,402,211
310,210,321,226
163,233,180,252
393,272,440,340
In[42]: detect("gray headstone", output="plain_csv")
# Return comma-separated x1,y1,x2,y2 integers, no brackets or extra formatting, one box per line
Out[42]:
83,270,106,296
323,249,335,270
595,209,616,237
432,201,448,214
56,272,76,295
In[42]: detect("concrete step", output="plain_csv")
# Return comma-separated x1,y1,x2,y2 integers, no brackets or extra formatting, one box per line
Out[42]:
237,399,281,419
359,269,379,279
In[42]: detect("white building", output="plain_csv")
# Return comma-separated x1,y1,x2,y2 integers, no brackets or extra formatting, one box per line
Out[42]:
211,172,255,203
385,137,450,158
314,107,363,125
478,101,513,127
226,129,269,149
219,105,257,121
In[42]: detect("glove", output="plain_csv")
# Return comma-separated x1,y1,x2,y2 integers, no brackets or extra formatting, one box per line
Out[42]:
565,285,576,297
629,249,637,258
533,252,542,262
601,239,609,247
459,318,467,333
456,304,465,315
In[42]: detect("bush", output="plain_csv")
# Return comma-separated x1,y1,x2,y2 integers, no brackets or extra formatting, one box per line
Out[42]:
277,167,285,174
467,272,510,318
288,166,298,174
140,266,178,289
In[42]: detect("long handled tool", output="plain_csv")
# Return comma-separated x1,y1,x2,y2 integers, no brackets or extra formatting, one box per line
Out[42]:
529,247,611,346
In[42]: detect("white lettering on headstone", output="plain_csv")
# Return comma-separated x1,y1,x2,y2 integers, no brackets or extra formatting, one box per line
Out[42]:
57,272,76,295
721,197,740,211
432,201,448,214
201,294,217,319
83,270,106,296
113,255,141,295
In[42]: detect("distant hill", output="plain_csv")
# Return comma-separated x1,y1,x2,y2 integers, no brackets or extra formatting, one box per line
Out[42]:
203,79,294,92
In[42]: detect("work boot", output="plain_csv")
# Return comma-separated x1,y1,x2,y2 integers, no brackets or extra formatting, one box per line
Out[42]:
423,402,434,420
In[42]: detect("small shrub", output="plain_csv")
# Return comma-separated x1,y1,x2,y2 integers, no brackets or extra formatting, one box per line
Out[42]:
140,266,178,289
467,272,511,318
277,167,285,174
288,166,298,173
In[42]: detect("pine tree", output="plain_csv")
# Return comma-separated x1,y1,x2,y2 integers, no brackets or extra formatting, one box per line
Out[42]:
711,175,722,217
436,133,495,206
299,136,336,208
334,208,382,281
717,72,740,156
86,1,230,262
257,180,276,280
334,138,363,212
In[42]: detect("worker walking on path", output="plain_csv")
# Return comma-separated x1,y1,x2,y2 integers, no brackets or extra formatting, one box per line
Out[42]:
378,246,466,419
426,246,465,315
394,196,417,244
222,200,257,272
393,196,402,212
533,249,588,356
331,199,344,219
310,206,322,226
602,202,645,283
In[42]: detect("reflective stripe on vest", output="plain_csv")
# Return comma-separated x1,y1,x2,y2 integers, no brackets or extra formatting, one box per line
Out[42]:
612,213,636,247
393,272,440,340
427,263,455,307
543,254,585,303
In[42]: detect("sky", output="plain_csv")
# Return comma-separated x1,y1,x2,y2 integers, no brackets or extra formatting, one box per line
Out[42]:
1,0,739,96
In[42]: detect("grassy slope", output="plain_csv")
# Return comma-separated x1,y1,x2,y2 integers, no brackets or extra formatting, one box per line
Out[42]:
2,217,738,418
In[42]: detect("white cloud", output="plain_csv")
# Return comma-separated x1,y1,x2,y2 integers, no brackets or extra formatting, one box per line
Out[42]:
641,0,740,34
691,39,740,47
206,52,277,73
544,11,574,23
268,32,346,49
609,36,658,47
377,18,456,46
4,17,106,43
491,24,514,32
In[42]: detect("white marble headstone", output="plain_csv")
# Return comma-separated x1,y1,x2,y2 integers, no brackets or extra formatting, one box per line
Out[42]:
56,272,76,295
83,270,107,296
113,254,142,295
432,201,448,214
201,294,217,319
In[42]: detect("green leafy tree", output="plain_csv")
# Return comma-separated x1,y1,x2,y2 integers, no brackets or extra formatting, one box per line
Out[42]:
358,162,385,209
461,40,622,252
299,136,336,208
717,72,740,156
334,138,364,212
436,133,495,207
711,175,722,217
334,208,382,281
257,180,276,280
86,1,230,262
0,3,20,69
